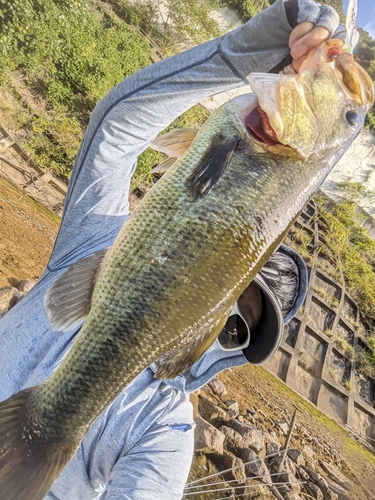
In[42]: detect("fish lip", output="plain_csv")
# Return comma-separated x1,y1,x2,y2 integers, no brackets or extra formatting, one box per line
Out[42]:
243,104,281,147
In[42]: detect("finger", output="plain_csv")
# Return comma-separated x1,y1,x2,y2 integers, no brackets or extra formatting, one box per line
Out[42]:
291,55,306,73
290,25,330,60
289,21,315,49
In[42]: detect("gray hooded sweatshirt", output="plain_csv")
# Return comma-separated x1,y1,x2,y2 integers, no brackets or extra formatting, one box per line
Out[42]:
0,0,339,498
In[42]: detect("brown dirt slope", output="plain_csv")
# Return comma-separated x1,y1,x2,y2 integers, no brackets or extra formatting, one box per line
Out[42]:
0,175,59,287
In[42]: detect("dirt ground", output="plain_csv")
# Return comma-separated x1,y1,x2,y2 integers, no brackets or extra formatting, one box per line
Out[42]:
0,175,59,287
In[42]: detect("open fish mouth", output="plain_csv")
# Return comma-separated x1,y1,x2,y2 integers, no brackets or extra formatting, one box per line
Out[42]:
244,104,281,146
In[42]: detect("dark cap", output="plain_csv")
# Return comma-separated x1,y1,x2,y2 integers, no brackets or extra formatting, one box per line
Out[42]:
242,244,308,365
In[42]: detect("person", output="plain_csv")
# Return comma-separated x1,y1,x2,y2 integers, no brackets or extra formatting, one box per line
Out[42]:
0,0,345,498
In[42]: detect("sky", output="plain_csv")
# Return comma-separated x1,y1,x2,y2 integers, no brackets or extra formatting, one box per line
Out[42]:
343,0,375,40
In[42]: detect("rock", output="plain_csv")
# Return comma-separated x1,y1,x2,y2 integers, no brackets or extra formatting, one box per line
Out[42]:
277,471,301,494
319,461,350,491
208,379,227,397
246,414,256,425
190,392,200,419
266,441,280,458
194,417,225,454
220,425,247,449
227,419,265,453
303,467,338,500
237,482,277,499
287,457,297,476
302,445,315,462
235,447,271,484
296,466,309,481
306,481,324,500
268,454,296,476
225,400,239,418
207,450,246,483
258,409,267,419
188,455,236,499
275,421,289,435
198,396,229,427
267,429,280,443
17,279,36,293
227,408,239,419
264,432,281,446
225,399,239,411
0,286,21,317
287,449,305,466
327,482,350,500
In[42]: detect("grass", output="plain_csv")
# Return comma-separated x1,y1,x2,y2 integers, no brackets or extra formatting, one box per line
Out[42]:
328,367,341,383
0,175,60,224
343,378,353,391
312,285,340,308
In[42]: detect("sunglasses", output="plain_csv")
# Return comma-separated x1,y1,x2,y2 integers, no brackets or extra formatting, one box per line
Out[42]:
216,302,251,351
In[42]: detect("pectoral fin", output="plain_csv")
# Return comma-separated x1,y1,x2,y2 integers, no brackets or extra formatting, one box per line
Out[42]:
186,135,239,199
152,156,177,174
44,248,110,332
153,315,228,379
150,128,198,157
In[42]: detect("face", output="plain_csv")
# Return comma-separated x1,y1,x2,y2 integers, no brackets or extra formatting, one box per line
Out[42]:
237,282,262,331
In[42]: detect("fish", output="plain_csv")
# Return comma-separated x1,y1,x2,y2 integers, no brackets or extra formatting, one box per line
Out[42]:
0,40,373,500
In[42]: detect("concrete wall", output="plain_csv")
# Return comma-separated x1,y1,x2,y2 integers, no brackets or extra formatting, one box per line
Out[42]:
264,198,375,449
322,128,375,217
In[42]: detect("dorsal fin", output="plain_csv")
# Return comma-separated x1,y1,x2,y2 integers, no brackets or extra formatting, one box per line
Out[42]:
186,134,240,199
44,248,110,332
153,314,228,380
150,128,198,158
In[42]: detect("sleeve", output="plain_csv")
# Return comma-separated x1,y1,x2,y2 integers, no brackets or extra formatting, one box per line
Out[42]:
47,0,294,271
101,398,195,500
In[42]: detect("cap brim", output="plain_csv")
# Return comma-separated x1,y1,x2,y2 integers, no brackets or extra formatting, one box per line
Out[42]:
278,244,308,324
241,273,284,365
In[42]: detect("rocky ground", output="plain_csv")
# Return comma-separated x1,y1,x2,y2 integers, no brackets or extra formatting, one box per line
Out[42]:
185,367,375,499
0,174,375,499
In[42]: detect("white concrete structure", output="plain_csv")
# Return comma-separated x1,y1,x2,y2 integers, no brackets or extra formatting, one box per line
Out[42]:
322,128,375,216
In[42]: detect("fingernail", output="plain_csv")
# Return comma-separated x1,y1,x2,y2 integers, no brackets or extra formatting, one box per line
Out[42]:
292,44,308,60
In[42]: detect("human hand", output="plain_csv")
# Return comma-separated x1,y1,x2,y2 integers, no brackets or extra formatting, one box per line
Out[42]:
289,23,332,71
285,0,340,72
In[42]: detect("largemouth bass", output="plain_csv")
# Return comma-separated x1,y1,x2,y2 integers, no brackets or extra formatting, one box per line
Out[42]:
0,41,373,499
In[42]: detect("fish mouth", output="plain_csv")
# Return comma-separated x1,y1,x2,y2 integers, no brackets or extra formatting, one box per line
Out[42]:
244,104,281,146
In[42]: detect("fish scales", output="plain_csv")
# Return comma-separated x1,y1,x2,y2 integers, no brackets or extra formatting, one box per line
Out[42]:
31,132,326,439
0,40,373,500
30,107,278,437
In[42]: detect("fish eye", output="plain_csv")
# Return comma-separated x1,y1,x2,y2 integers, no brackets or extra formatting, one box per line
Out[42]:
346,110,359,127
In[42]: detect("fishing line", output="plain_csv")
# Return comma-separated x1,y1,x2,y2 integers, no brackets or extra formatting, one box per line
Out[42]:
184,471,292,490
183,480,308,497
184,450,283,486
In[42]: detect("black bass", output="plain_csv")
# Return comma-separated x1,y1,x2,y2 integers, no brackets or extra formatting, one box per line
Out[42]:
0,41,373,500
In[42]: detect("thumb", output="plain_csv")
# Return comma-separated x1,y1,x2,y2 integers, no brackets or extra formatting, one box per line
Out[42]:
290,23,331,60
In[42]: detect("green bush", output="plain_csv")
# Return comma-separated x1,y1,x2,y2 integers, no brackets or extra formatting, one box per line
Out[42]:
0,0,151,114
112,0,221,54
317,200,375,324
223,0,271,21
0,0,152,177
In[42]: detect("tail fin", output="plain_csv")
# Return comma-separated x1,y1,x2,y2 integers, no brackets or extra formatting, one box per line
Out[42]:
0,388,75,500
